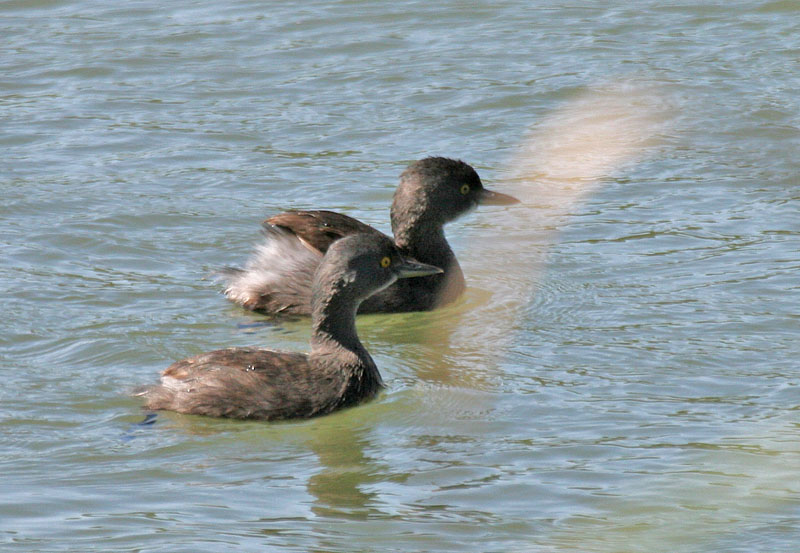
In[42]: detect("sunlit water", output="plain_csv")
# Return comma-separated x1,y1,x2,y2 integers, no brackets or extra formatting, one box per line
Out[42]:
2,2,799,552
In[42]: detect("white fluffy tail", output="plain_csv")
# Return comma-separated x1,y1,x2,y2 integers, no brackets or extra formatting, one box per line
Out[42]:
217,226,323,314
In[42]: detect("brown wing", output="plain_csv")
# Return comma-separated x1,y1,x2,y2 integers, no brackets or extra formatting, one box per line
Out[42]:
265,210,385,254
160,347,308,380
146,347,325,420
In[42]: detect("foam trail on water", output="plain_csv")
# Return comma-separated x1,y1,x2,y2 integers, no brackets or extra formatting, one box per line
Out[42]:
451,79,670,350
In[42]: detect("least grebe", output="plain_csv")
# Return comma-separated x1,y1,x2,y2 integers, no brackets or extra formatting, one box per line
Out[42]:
221,157,518,315
138,234,441,420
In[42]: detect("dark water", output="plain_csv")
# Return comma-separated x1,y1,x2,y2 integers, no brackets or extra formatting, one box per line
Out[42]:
2,2,799,552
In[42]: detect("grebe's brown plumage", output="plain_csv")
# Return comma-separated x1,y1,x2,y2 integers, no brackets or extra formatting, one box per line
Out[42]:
220,157,518,316
138,234,441,420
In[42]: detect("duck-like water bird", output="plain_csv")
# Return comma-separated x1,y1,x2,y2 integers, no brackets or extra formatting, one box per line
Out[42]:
219,157,519,316
138,233,442,420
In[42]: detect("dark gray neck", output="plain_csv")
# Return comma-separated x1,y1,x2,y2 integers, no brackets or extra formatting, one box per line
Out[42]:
393,219,456,267
393,219,464,304
309,293,383,391
311,293,361,353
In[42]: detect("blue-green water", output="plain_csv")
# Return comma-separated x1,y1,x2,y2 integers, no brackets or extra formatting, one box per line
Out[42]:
2,2,799,552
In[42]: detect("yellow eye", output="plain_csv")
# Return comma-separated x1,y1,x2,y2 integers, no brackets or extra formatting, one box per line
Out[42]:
460,184,470,195
380,256,391,268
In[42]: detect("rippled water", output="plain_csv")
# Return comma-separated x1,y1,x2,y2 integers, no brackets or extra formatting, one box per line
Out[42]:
2,1,799,552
